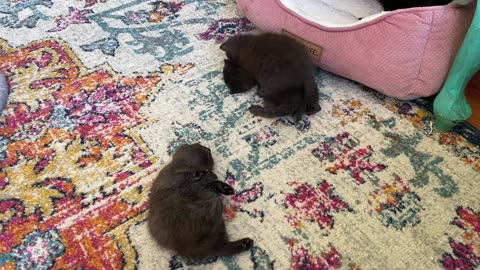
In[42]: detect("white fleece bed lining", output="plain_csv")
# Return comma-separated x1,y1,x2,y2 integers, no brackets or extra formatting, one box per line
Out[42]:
279,0,472,28
279,0,386,27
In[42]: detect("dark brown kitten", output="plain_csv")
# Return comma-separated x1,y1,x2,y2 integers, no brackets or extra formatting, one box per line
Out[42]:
223,58,257,94
378,0,453,11
148,143,253,260
220,33,321,122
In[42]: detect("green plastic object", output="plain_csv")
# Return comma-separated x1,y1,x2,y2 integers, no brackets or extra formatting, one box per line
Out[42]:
434,1,480,132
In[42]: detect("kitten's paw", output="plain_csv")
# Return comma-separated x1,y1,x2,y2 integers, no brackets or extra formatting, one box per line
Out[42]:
207,181,235,195
229,88,244,95
237,238,254,251
219,183,235,195
306,103,321,115
249,105,264,116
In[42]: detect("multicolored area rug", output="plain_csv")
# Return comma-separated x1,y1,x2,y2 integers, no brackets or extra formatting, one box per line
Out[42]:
1,0,479,269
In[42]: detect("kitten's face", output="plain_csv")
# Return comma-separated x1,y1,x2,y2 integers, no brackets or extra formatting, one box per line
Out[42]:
220,35,253,60
223,59,257,94
172,143,214,172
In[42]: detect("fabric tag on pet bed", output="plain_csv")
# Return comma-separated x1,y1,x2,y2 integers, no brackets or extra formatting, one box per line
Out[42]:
282,30,323,64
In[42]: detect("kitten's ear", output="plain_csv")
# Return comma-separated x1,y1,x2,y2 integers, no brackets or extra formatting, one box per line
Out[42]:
220,42,228,51
220,39,240,59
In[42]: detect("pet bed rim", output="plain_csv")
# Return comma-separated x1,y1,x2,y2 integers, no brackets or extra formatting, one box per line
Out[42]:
274,0,471,32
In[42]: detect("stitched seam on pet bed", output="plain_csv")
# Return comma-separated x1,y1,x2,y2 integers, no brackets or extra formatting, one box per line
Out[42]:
411,10,436,97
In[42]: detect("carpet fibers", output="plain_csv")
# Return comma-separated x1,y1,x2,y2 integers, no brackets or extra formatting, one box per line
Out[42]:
0,0,479,269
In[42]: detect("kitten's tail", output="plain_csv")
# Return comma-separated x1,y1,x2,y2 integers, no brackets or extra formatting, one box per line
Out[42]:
250,104,297,119
293,94,306,124
294,80,321,123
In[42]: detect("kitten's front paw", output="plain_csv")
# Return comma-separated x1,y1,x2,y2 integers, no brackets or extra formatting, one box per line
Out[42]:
207,181,235,195
218,183,235,195
237,238,254,251
229,88,244,95
306,103,321,115
249,105,263,116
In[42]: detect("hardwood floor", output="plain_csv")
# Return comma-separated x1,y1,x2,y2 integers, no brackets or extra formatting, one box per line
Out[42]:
466,72,480,130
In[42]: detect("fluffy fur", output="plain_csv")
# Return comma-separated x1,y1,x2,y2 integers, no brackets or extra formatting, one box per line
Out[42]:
223,58,257,95
148,143,254,259
220,33,321,122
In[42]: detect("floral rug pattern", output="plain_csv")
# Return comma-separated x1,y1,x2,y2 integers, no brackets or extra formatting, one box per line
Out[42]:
0,0,479,269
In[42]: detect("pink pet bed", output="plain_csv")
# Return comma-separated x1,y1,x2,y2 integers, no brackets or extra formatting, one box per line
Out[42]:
235,0,475,99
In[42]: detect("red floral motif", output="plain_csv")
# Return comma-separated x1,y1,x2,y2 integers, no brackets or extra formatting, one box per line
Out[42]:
48,7,93,32
442,207,480,270
222,171,264,222
196,17,254,43
289,239,341,270
283,181,351,233
312,132,386,184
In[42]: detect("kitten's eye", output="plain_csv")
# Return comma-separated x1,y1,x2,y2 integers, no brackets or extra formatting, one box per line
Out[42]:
193,171,206,179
